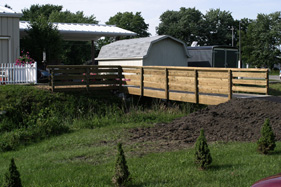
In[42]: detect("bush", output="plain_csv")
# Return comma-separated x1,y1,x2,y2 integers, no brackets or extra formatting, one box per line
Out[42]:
112,143,131,186
194,129,212,170
2,158,22,187
257,119,276,154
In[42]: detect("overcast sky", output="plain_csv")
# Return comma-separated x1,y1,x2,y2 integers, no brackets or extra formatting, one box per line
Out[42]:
2,0,281,35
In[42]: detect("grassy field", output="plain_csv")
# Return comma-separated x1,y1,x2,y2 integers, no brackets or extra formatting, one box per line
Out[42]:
0,84,281,186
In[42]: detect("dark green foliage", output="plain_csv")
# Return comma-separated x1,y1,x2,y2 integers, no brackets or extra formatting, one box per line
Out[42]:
157,7,234,46
107,12,150,38
2,158,22,187
257,119,276,154
20,4,99,65
194,129,212,169
112,143,131,186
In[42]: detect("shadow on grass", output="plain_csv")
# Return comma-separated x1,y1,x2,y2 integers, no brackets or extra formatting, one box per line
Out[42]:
269,87,281,96
208,164,237,171
270,150,281,155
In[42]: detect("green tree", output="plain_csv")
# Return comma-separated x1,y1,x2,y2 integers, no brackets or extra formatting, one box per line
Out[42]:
106,12,150,38
194,129,212,170
20,4,99,65
242,12,281,68
21,15,63,67
21,4,63,21
157,7,204,46
203,9,235,46
3,158,22,187
112,143,131,186
257,119,276,154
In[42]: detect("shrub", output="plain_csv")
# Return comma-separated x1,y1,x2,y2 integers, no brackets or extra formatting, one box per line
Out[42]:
112,143,131,186
194,129,212,170
2,158,22,187
257,119,276,154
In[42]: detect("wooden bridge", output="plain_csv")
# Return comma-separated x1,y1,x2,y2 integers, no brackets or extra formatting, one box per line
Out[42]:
47,65,269,105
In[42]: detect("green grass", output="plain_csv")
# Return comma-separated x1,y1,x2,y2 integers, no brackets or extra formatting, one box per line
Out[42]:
0,126,280,186
1,85,281,186
269,82,281,96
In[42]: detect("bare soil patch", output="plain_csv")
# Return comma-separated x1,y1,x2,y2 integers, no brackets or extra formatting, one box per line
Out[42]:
129,97,281,152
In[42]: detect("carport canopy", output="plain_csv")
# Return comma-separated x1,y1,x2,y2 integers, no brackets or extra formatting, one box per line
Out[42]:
19,21,136,63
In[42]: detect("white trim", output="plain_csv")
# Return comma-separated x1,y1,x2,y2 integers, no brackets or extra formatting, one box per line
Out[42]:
0,36,12,63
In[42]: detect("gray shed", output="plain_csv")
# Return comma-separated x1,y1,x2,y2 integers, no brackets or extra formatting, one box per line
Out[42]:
187,46,238,68
0,6,22,64
97,35,189,66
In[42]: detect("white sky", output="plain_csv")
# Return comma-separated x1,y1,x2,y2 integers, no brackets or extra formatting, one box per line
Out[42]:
2,0,281,35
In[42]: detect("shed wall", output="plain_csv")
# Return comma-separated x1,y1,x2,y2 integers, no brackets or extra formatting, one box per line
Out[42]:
144,39,188,66
98,59,143,66
0,16,20,63
187,49,213,67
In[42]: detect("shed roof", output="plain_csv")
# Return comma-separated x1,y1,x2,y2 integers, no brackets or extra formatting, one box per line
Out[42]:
0,6,22,17
20,21,136,41
97,35,189,60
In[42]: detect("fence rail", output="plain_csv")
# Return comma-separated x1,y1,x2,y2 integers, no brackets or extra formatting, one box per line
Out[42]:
0,62,37,84
48,65,269,105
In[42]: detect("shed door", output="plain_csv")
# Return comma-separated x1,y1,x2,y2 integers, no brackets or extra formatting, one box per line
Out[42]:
0,37,11,63
213,49,225,67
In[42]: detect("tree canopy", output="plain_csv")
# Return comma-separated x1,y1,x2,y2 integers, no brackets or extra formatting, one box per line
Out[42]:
241,12,281,68
157,8,234,46
20,4,98,66
106,12,150,38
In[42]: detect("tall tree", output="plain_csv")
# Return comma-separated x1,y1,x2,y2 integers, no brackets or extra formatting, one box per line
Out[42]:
242,12,281,68
157,7,204,46
21,15,63,67
203,9,235,46
106,12,150,38
20,4,99,65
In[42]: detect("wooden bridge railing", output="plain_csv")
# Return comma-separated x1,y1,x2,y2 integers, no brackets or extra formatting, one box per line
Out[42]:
47,65,269,105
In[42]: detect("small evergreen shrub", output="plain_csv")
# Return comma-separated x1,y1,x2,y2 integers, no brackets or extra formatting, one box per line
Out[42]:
112,143,131,186
257,119,276,154
194,129,212,170
2,158,22,187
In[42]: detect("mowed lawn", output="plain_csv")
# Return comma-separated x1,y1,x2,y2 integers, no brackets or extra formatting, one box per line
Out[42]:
0,84,281,186
0,124,281,186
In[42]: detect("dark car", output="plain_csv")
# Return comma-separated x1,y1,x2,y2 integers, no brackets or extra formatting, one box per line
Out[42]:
37,69,50,83
252,173,281,187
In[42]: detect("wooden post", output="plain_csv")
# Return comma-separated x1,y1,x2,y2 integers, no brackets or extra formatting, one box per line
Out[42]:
51,69,54,92
118,66,122,92
266,69,269,95
86,67,90,91
228,70,232,100
194,70,198,104
140,67,144,96
91,40,95,65
165,68,169,101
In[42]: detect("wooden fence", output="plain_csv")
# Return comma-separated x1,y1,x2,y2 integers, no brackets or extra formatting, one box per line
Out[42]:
47,65,268,105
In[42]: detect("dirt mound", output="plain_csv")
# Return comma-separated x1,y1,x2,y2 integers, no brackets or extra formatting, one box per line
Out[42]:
129,97,281,150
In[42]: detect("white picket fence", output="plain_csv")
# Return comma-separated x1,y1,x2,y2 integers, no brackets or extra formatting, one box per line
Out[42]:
0,62,37,84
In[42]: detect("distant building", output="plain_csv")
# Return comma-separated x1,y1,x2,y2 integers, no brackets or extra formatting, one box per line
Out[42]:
97,35,190,66
0,6,22,64
187,46,239,68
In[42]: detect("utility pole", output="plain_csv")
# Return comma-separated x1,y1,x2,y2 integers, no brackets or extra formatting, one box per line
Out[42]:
239,21,242,68
231,26,234,47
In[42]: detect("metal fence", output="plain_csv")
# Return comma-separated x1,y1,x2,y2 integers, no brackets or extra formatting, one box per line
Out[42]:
0,62,37,84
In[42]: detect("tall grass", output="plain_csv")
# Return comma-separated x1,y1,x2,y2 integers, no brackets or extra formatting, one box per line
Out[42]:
0,85,201,151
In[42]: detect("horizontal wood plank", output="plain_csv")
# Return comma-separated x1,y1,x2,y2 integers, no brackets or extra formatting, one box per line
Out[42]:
199,95,229,105
232,79,267,86
122,86,141,95
198,71,228,78
232,72,267,78
232,86,267,93
169,92,195,103
168,70,195,77
169,84,195,92
143,89,166,99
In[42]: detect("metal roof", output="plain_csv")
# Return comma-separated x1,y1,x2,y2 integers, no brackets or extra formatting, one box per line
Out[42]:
0,6,22,17
97,35,189,60
20,21,136,41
